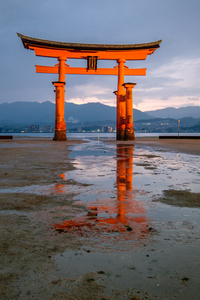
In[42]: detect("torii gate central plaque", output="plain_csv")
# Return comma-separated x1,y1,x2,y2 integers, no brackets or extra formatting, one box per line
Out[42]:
17,33,161,141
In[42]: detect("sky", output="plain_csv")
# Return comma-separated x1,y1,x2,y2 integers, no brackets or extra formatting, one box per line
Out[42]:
0,0,200,111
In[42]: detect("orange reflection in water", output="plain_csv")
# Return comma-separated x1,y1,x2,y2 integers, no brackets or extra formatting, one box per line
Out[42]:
51,174,66,194
59,173,66,180
54,145,149,242
50,174,66,194
53,183,66,194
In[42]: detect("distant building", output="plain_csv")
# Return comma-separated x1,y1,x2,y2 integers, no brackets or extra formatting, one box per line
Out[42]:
102,126,113,133
77,126,82,132
42,125,53,133
27,125,40,133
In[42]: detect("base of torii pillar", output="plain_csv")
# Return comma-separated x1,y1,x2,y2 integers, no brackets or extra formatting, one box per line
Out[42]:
53,130,67,141
124,130,135,141
117,130,125,141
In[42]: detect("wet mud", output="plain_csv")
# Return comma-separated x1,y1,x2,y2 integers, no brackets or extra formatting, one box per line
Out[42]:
155,189,200,208
0,137,200,299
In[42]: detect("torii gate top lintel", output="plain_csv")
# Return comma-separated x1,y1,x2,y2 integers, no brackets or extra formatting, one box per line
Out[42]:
17,33,162,60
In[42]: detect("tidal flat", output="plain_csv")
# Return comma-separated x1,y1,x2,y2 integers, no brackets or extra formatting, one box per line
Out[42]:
0,137,200,300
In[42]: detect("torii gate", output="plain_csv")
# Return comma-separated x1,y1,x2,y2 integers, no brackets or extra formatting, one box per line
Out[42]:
17,33,161,141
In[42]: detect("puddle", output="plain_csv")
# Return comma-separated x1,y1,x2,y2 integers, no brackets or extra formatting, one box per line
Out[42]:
53,143,149,246
52,140,200,250
53,139,200,297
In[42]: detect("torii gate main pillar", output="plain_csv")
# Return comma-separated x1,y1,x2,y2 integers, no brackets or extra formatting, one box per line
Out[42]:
117,59,126,140
52,57,67,141
52,81,66,141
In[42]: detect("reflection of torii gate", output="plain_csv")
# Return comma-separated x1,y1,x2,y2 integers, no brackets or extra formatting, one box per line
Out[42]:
17,33,161,141
53,144,149,242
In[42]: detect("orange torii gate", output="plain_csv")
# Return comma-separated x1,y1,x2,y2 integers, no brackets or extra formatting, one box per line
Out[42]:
17,33,161,141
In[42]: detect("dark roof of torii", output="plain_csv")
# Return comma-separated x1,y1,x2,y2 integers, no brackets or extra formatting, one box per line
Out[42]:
17,33,162,51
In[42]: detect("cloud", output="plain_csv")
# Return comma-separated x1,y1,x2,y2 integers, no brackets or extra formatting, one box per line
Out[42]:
68,97,116,107
66,80,116,100
188,97,199,101
72,83,113,97
130,56,200,110
135,96,200,112
150,56,200,88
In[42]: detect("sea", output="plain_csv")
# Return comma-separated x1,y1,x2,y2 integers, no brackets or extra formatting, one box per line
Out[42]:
2,132,200,139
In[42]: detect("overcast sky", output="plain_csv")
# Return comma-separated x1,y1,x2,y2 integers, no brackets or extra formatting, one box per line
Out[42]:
0,0,200,111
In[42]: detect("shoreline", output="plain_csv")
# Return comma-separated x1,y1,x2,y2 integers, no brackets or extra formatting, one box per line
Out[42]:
1,136,199,155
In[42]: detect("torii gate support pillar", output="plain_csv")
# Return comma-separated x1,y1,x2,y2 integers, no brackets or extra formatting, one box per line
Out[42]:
123,83,137,141
52,81,67,141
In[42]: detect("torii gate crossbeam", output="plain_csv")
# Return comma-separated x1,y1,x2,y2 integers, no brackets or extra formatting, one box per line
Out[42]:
35,65,147,76
17,33,162,141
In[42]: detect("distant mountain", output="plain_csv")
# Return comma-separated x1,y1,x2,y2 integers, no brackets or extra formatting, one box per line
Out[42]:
66,102,151,122
0,101,55,125
66,102,115,122
146,106,200,119
0,101,199,127
0,101,151,125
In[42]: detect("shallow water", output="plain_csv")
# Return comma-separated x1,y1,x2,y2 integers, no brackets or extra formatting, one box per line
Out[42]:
51,139,200,299
52,139,199,235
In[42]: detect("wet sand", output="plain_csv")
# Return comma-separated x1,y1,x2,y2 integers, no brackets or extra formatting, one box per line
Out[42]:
0,137,200,299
